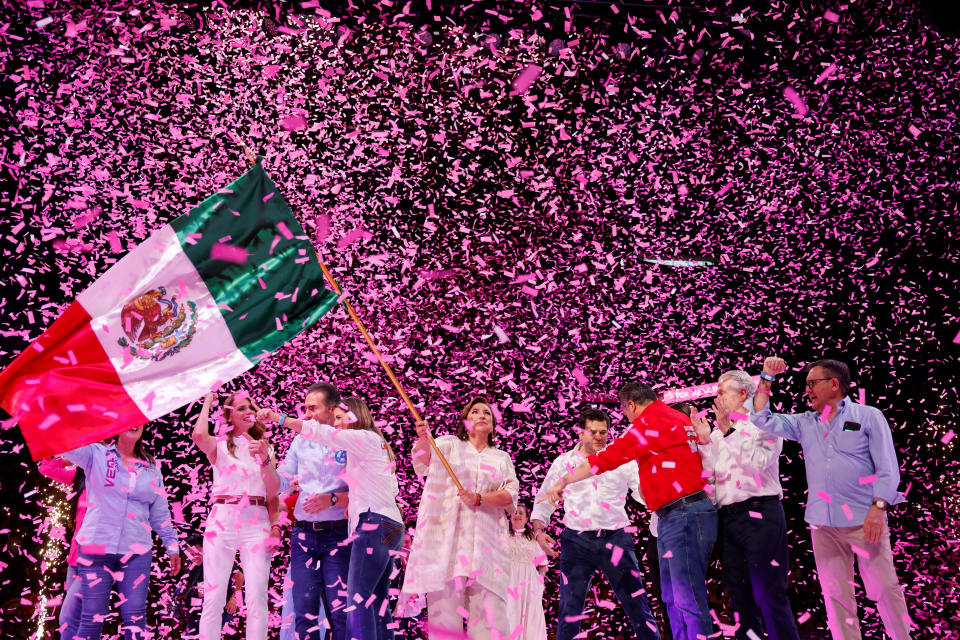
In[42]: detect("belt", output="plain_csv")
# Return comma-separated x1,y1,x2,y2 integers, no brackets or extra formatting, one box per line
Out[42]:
296,520,348,533
212,495,267,507
656,490,710,518
566,527,624,538
719,494,780,516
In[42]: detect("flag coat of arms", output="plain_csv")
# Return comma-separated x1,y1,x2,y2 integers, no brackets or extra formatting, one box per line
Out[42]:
0,160,339,459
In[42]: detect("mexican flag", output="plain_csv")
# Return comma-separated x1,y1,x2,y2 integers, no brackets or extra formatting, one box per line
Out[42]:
0,160,339,460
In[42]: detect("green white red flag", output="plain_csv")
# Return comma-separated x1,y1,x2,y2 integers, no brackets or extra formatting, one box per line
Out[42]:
0,160,338,459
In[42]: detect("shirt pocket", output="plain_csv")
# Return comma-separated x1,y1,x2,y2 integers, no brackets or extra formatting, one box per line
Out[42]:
835,430,868,455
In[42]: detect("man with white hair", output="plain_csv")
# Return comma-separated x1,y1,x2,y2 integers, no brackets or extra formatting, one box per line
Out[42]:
692,370,800,640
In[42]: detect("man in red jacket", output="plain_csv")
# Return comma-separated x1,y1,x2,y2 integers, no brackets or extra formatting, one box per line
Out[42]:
543,382,717,640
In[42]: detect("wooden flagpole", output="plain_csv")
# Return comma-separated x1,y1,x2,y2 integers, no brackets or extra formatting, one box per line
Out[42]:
234,135,463,491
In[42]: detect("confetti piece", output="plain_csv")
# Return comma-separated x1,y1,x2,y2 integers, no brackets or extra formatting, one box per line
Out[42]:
783,86,809,117
210,243,249,263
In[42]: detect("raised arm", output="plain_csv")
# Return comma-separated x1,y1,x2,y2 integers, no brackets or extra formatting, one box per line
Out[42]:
192,392,219,463
412,420,433,474
751,357,803,441
37,458,77,486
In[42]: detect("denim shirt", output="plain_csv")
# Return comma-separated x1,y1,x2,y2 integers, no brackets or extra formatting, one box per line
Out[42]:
751,397,905,527
63,443,179,555
277,434,348,523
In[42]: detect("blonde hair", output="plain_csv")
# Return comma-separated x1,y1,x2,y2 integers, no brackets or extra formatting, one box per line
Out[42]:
222,391,267,458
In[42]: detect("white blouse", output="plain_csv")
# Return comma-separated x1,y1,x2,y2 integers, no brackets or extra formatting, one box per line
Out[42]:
300,421,403,534
399,435,519,613
209,437,268,497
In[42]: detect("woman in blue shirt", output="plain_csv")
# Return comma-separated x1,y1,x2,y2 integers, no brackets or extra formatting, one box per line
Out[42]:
63,423,181,640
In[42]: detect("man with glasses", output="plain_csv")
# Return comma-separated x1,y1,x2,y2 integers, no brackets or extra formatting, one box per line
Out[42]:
751,357,912,640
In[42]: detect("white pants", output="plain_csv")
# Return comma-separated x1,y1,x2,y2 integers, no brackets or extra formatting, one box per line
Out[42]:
426,581,508,640
200,504,271,640
812,523,913,640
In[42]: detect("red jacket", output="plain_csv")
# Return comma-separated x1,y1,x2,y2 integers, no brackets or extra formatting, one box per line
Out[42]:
588,400,706,512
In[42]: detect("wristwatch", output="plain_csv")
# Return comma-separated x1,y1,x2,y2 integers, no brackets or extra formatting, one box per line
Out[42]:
872,498,887,510
330,493,339,506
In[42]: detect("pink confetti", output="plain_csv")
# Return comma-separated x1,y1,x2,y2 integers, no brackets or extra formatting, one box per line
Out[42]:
210,243,248,264
280,114,308,132
510,64,543,95
783,86,809,117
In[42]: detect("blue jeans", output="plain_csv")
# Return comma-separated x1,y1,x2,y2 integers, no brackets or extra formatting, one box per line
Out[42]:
281,566,327,640
291,521,351,640
557,528,661,640
60,565,82,640
718,498,800,640
75,551,153,640
656,496,717,640
347,512,404,640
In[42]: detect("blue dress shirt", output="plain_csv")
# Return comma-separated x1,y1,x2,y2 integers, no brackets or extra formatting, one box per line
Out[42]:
277,433,348,523
64,443,179,555
751,397,905,527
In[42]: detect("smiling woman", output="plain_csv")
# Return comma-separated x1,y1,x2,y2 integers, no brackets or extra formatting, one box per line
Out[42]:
191,391,280,640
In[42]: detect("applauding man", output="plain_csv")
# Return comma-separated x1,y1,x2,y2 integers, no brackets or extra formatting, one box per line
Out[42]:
693,370,800,640
751,357,912,640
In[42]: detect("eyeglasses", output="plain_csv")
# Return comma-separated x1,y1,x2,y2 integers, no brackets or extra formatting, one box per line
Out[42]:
804,378,835,390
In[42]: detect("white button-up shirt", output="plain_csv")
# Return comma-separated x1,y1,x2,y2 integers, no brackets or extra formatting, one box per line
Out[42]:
531,443,642,531
697,414,784,507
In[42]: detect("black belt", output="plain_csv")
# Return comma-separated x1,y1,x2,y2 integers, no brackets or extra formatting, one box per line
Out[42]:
656,490,710,518
296,520,348,532
719,494,780,516
566,527,625,538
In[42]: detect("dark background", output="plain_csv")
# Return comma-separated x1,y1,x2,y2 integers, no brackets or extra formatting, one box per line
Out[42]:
1,0,958,638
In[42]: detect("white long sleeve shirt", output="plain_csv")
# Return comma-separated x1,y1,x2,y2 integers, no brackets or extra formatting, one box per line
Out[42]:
531,444,642,531
697,415,784,507
300,420,403,535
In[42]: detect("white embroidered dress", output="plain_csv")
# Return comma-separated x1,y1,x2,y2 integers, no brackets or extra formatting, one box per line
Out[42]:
399,435,519,614
505,534,548,640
